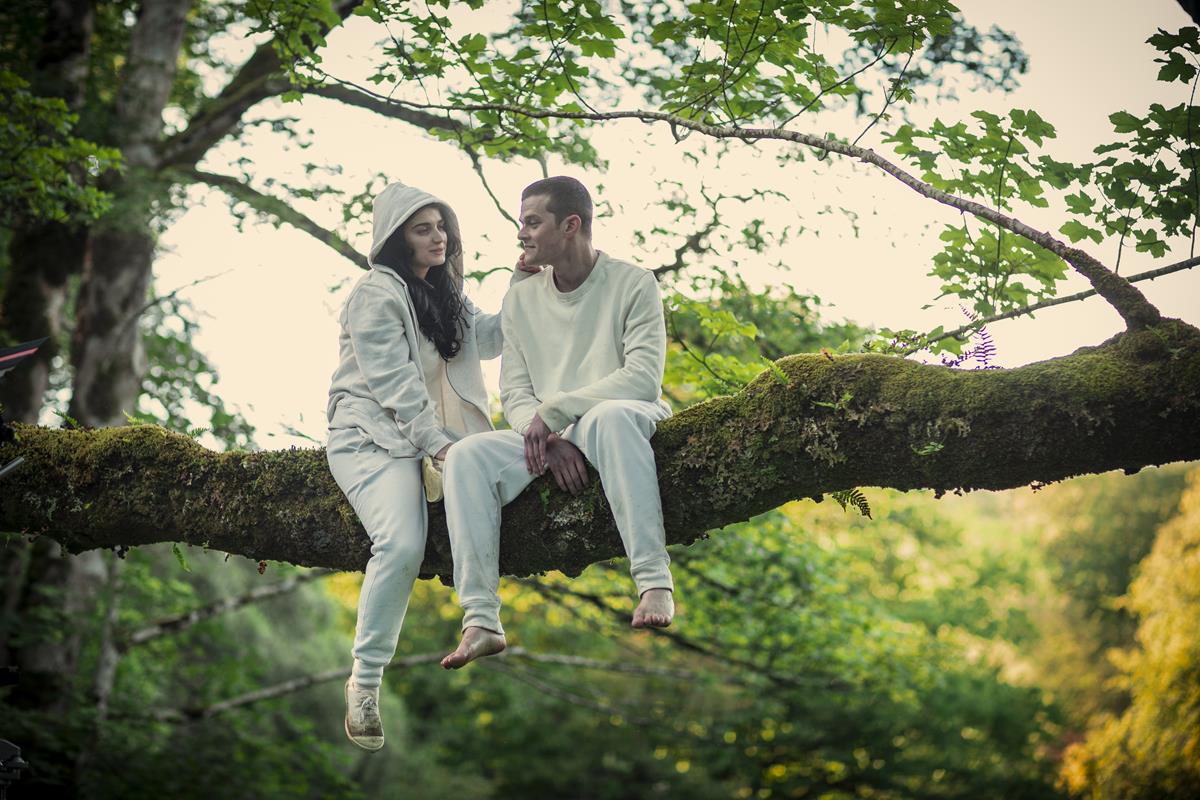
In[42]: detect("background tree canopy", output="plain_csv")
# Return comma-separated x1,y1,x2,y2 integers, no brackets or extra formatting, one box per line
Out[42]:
1,0,1198,798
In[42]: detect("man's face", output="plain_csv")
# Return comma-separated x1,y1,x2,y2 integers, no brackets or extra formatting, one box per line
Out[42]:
517,194,570,267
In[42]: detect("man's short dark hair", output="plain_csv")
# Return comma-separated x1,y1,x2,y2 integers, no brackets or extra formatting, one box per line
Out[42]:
521,176,593,236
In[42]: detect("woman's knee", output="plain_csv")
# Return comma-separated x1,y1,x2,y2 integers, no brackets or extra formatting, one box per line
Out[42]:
370,532,428,567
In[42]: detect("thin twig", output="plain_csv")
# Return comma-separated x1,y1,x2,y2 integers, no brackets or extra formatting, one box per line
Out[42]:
464,147,519,229
149,645,698,723
522,578,846,691
717,1,769,126
1188,54,1199,258
483,659,657,725
987,134,1017,308
121,568,334,651
185,167,367,269
115,269,233,342
130,270,233,327
906,255,1200,353
542,0,599,114
665,302,744,391
851,35,915,148
1114,179,1145,275
779,36,896,127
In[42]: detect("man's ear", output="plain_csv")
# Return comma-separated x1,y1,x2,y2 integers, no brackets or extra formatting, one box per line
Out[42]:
563,214,582,235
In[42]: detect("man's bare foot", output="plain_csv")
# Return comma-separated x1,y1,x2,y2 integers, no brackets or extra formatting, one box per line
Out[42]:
632,588,674,629
440,626,506,669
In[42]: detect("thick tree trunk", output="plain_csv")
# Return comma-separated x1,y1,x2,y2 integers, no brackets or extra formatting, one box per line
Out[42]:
68,227,156,427
5,538,108,712
0,224,89,423
0,0,97,423
73,551,120,797
0,223,90,675
70,0,192,427
4,320,1198,581
3,0,191,735
0,0,97,687
41,0,194,765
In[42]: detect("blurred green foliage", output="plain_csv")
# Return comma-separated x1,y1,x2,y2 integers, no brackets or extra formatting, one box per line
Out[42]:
0,71,121,225
1060,471,1200,799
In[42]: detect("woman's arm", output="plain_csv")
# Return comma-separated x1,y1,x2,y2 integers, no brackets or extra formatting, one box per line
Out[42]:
473,260,542,360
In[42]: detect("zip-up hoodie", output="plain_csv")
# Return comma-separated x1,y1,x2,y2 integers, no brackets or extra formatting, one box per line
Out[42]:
326,183,523,458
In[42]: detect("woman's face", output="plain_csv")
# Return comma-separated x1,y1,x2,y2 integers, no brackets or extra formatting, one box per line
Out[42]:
402,206,448,276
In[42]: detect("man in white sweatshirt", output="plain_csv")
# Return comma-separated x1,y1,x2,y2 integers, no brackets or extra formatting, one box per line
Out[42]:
440,176,676,668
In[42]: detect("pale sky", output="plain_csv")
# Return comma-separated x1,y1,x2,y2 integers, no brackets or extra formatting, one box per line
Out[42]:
152,0,1199,450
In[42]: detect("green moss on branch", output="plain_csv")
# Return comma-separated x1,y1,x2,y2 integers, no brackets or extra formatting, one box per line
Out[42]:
3,321,1198,580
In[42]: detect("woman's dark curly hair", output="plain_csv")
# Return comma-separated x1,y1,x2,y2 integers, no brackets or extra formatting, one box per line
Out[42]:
376,203,466,360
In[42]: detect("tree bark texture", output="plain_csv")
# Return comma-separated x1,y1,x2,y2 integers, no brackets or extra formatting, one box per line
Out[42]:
4,320,1198,582
0,0,97,423
1,0,191,713
0,224,88,424
157,0,365,170
68,226,156,428
4,537,108,711
68,0,192,429
0,0,97,684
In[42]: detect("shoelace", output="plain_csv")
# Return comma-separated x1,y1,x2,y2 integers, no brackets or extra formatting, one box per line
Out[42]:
356,694,378,716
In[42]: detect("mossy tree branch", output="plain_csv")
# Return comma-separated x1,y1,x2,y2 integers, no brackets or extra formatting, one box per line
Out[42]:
3,321,1198,581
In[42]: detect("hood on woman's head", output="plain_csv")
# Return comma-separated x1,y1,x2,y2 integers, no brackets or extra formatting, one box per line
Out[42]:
369,182,464,288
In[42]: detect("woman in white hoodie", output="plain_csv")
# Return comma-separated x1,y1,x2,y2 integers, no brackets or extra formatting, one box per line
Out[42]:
326,183,533,750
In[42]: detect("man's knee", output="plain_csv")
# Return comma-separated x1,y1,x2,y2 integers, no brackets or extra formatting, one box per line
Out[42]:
580,400,655,438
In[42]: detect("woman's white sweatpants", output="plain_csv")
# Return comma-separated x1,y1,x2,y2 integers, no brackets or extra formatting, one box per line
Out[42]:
442,399,674,635
326,427,426,690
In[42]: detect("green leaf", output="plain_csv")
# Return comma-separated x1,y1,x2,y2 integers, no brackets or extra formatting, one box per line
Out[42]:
1064,192,1095,214
1147,26,1200,55
1156,50,1197,83
171,543,192,573
830,489,872,519
762,358,789,386
459,33,487,54
1109,111,1143,134
1059,220,1104,244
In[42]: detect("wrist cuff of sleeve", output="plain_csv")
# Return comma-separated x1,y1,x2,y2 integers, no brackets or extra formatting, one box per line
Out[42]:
536,398,573,433
419,430,454,459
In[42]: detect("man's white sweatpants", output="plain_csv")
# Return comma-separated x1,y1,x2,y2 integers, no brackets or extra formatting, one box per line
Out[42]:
326,426,427,690
443,399,674,635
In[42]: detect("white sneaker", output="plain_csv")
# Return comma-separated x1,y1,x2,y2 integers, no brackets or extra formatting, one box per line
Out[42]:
344,679,384,751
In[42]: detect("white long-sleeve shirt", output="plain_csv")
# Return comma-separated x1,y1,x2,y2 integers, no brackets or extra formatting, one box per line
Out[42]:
500,251,671,434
